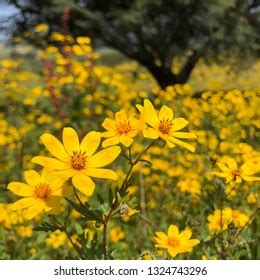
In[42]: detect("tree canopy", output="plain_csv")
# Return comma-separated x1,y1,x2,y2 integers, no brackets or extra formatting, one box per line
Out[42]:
4,0,260,87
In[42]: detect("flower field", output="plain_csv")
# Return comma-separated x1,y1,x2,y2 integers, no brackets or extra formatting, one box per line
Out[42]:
0,33,259,260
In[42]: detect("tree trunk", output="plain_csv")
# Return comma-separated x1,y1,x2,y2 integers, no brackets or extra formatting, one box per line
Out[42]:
144,51,202,89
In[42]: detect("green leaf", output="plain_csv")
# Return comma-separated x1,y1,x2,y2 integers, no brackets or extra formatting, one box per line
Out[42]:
75,223,84,235
97,193,105,204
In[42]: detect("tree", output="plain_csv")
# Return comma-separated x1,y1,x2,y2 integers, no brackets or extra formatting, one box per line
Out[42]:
5,0,260,88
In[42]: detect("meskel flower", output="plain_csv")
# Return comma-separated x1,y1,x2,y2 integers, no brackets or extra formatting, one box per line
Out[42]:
153,225,200,257
136,99,197,152
32,127,121,197
213,158,260,183
101,110,142,148
8,169,65,220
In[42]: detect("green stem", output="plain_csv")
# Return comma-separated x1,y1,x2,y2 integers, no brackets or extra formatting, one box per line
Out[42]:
101,139,157,259
51,216,85,259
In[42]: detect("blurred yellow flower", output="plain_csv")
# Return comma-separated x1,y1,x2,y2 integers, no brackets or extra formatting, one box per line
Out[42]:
213,158,260,183
247,192,257,204
34,23,49,33
32,128,121,197
17,225,33,238
119,204,140,222
177,178,201,195
207,207,249,232
137,99,197,152
232,210,249,228
8,169,65,220
46,230,67,249
110,227,125,243
102,110,142,147
153,225,200,257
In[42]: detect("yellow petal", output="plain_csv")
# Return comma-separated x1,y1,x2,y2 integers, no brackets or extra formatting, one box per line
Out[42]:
217,162,230,172
40,133,69,161
12,197,36,210
241,163,256,175
87,146,121,168
159,105,173,121
102,136,120,148
115,110,128,123
80,131,101,157
179,228,192,240
143,99,159,128
143,128,159,139
167,248,179,257
155,231,168,241
155,243,169,249
24,170,41,186
62,127,80,156
119,134,133,147
32,156,69,170
102,131,118,138
53,168,76,179
168,225,179,237
102,118,117,130
49,178,65,191
84,168,118,180
168,137,195,152
212,171,229,178
187,239,200,247
46,206,61,215
26,201,44,220
165,139,176,148
72,172,95,196
8,182,33,197
44,196,62,210
172,118,189,131
242,175,260,182
227,158,237,170
171,132,197,139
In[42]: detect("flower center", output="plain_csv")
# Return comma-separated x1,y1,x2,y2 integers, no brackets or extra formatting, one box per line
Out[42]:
34,183,52,199
158,119,172,134
117,122,131,134
168,237,180,247
232,168,241,180
71,152,86,170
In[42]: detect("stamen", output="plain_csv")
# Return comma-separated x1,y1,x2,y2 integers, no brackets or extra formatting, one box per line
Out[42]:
158,119,173,134
168,237,180,247
71,151,86,170
34,183,52,199
117,122,131,134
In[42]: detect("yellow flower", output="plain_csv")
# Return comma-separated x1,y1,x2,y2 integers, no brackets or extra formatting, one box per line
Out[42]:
137,99,196,152
32,127,121,197
177,178,201,196
46,230,67,249
247,192,257,204
153,225,200,257
213,158,260,183
8,169,65,220
139,251,155,260
102,110,142,147
119,204,140,222
34,23,49,33
17,225,33,238
232,210,249,228
76,36,91,45
207,208,250,232
110,227,125,243
207,207,233,232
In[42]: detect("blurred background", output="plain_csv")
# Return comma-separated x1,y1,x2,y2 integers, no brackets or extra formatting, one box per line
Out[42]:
0,0,260,92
